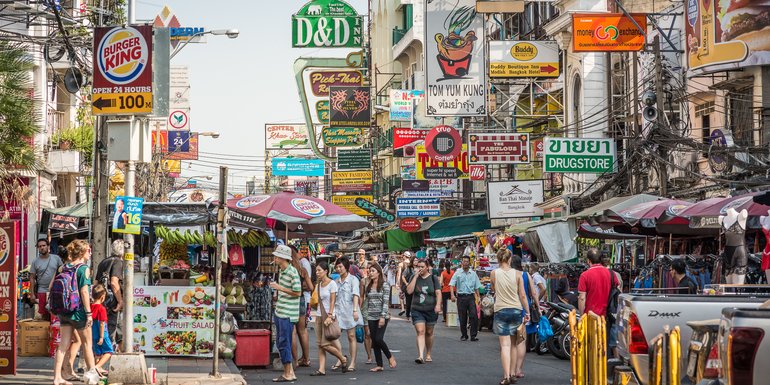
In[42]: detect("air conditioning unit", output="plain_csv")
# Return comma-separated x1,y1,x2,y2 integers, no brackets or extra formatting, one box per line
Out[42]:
669,151,699,186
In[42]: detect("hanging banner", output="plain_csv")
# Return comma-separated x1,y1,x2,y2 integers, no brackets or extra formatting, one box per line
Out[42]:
487,180,544,219
272,158,326,177
415,144,469,179
425,0,487,116
469,133,531,164
92,25,154,115
266,124,310,150
571,13,647,52
0,221,18,375
396,198,441,218
112,196,144,235
133,286,216,357
685,0,770,71
331,195,372,216
543,138,617,174
329,86,370,128
337,148,372,170
332,171,373,193
292,0,363,48
354,198,395,222
489,41,560,78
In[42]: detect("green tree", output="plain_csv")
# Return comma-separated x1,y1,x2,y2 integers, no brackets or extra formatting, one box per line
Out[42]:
0,39,40,187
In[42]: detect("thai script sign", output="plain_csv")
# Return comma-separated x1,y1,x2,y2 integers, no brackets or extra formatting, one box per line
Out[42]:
112,196,144,235
292,0,363,48
425,0,487,116
543,138,616,174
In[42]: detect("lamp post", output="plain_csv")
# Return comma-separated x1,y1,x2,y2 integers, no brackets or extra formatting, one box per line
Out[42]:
170,29,239,59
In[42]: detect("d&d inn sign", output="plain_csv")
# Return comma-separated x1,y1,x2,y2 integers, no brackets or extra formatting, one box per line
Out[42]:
292,0,363,48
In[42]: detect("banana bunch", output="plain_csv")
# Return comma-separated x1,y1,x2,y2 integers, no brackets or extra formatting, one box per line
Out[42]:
159,240,187,262
155,225,211,246
226,229,270,248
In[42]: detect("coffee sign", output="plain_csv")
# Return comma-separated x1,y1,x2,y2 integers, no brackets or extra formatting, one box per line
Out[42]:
292,0,363,48
425,125,462,162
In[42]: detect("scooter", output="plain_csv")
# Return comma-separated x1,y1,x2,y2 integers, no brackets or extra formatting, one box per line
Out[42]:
544,301,577,360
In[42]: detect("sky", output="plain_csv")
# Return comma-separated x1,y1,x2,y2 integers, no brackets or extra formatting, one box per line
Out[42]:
135,0,368,193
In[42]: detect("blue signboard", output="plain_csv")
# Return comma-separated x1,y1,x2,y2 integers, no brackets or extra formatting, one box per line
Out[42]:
112,196,144,235
396,197,440,218
167,131,190,153
272,158,325,177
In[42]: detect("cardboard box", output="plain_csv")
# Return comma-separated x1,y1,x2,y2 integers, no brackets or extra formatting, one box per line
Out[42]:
19,319,50,357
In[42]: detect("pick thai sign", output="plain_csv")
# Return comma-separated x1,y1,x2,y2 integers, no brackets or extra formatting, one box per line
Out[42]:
543,138,616,174
292,0,363,48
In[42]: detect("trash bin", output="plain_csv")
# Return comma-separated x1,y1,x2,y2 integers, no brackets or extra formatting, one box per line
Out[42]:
234,329,270,367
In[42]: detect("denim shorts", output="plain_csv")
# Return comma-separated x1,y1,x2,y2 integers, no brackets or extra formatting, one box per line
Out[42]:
493,308,523,336
411,309,438,326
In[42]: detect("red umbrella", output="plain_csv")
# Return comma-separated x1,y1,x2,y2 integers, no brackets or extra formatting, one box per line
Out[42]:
677,192,770,229
611,199,693,228
226,191,371,234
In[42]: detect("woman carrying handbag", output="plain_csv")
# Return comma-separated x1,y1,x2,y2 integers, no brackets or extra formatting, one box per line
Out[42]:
311,262,348,376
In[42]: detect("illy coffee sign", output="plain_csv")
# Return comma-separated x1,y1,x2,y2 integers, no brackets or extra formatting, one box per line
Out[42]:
469,165,486,181
425,125,462,162
292,0,363,48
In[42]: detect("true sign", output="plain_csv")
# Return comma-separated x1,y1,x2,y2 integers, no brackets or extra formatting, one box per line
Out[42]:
92,25,153,115
543,138,616,174
292,0,363,48
396,198,441,218
469,133,531,164
355,198,395,222
425,125,462,162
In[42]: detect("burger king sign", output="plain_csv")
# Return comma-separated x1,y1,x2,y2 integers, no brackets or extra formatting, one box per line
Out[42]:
92,26,154,115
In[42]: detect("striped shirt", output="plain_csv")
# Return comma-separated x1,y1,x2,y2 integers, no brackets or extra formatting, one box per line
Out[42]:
365,281,391,321
276,265,301,322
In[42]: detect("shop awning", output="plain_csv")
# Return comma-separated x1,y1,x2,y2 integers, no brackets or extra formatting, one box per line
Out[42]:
385,228,423,251
569,194,662,223
427,213,491,239
46,202,92,218
577,223,647,240
507,217,563,233
425,233,477,243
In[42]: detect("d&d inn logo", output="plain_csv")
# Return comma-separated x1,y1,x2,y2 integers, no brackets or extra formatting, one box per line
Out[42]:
98,27,149,85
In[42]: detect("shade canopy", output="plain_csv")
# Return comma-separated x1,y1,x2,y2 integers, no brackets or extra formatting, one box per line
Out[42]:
570,194,662,225
677,192,770,229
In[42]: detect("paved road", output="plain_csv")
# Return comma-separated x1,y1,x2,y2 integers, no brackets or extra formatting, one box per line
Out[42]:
242,314,571,385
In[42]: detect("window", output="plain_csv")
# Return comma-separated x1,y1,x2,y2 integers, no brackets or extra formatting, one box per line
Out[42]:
729,87,753,147
572,75,582,137
403,4,413,30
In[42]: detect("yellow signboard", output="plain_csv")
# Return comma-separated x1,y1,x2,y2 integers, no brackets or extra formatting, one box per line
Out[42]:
331,195,372,216
489,41,560,78
415,144,469,180
163,159,181,173
331,171,373,193
92,92,154,115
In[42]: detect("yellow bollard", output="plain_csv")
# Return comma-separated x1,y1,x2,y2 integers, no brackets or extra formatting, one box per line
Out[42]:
570,311,608,385
668,326,681,385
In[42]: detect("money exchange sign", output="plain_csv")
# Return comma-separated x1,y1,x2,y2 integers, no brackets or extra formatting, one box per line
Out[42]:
292,0,363,48
543,138,616,174
92,25,154,115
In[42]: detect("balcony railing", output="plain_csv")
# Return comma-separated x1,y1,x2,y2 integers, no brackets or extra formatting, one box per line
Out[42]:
392,27,407,46
47,108,65,133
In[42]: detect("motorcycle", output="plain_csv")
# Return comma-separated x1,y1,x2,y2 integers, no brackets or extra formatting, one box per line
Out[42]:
544,300,577,360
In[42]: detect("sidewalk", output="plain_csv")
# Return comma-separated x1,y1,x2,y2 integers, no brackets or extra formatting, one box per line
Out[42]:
0,356,247,385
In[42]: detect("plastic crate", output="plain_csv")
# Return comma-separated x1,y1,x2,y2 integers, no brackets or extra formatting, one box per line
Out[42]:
234,329,271,367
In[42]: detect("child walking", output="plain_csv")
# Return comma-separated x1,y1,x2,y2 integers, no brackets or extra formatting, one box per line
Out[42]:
91,284,113,376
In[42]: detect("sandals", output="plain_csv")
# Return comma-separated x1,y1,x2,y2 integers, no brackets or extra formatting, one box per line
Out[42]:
297,359,311,368
414,357,424,364
425,357,433,363
366,359,373,365
272,375,297,382
499,378,511,385
509,375,519,384
331,363,341,371
389,357,397,369
369,367,384,372
309,370,326,376
341,356,350,373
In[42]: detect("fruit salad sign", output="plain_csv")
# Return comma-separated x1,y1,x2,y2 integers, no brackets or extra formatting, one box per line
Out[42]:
425,0,486,116
133,286,216,357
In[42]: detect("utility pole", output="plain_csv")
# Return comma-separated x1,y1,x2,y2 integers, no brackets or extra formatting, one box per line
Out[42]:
122,1,137,353
653,36,668,197
212,166,228,377
631,51,640,194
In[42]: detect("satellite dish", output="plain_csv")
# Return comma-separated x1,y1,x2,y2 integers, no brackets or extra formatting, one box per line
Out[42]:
63,67,83,94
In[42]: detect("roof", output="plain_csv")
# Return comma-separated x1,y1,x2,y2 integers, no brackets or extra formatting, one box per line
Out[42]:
427,213,491,239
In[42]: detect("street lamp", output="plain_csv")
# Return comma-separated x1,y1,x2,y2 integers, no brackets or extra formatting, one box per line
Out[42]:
170,29,239,59
199,131,220,138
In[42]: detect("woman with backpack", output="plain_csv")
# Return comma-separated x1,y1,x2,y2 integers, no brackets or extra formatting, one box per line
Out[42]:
52,239,98,385
511,255,539,381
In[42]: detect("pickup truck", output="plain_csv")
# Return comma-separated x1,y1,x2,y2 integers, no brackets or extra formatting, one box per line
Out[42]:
614,293,770,385
718,307,770,385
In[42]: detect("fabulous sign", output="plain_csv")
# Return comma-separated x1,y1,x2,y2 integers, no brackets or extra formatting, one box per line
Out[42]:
425,0,486,116
292,0,363,48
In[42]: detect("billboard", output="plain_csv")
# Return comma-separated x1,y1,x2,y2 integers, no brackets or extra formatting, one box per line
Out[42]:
402,179,458,198
415,144,469,179
271,158,326,177
469,133,531,164
302,69,364,125
489,41,560,78
425,0,486,116
0,221,18,374
331,195,372,216
487,180,544,219
571,13,647,52
396,198,441,218
337,148,372,170
685,0,770,71
266,124,310,150
292,0,363,48
329,86,370,128
332,171,373,193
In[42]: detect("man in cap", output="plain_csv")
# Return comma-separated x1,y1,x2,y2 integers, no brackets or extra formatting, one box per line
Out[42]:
269,245,301,382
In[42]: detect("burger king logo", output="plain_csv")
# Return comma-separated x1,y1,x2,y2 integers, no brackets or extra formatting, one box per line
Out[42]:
236,195,270,209
291,198,325,217
98,27,149,85
0,227,9,267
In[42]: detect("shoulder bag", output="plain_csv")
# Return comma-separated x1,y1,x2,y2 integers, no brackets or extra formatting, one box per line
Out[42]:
319,285,341,341
606,269,620,325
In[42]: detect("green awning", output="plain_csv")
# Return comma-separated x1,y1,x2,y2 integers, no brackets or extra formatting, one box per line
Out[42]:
46,202,92,218
385,229,423,251
427,213,491,240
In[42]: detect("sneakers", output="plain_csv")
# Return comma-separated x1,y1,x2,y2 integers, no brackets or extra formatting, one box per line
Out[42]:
461,336,469,341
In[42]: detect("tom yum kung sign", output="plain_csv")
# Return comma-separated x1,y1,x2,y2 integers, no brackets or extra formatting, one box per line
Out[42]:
543,138,617,174
292,0,363,48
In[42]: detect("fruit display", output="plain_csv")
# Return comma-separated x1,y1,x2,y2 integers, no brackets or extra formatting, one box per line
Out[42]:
153,331,197,355
222,283,247,306
154,225,270,248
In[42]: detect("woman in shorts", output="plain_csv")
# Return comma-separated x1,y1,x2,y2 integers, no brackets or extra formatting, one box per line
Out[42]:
490,249,530,385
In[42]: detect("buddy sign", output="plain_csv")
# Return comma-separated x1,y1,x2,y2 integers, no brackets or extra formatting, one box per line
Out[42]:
292,0,363,48
92,25,153,115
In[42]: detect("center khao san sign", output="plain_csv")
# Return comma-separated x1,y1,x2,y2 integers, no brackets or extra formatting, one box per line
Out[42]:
292,0,363,48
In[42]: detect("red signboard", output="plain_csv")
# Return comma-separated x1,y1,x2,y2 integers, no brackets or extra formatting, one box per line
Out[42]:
469,165,486,181
0,221,18,375
469,133,531,164
532,139,544,162
399,218,421,232
425,125,462,162
393,128,427,150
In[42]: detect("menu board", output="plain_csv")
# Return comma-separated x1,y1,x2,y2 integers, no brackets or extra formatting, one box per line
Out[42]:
133,286,216,357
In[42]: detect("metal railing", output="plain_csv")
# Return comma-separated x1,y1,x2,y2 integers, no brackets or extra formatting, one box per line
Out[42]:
570,310,606,385
648,325,681,385
392,27,407,46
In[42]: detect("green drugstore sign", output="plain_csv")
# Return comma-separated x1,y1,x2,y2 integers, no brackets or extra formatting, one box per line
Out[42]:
543,138,617,174
292,0,363,48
